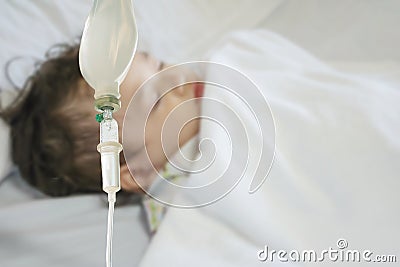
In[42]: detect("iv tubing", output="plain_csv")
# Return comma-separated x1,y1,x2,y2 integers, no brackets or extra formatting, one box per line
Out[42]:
106,192,116,267
97,107,121,267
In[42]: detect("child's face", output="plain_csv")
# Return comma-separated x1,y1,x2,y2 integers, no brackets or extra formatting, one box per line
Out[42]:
114,52,202,192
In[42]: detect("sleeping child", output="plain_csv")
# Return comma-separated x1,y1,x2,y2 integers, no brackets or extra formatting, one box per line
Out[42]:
0,43,205,198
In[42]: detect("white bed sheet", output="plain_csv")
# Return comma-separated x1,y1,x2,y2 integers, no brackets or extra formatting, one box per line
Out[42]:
139,29,400,267
0,174,149,267
0,1,399,267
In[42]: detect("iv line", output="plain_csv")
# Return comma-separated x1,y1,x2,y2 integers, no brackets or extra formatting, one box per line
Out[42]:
97,107,122,267
106,192,116,267
79,1,138,265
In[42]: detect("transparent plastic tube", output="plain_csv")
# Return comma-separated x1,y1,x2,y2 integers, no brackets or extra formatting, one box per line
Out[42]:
97,109,122,267
106,192,116,267
98,109,122,193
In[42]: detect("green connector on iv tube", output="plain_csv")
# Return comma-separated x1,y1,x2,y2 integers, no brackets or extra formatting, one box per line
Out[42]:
94,96,121,123
96,113,104,123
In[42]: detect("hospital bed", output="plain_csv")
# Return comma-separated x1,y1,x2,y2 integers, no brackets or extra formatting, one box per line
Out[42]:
1,1,399,266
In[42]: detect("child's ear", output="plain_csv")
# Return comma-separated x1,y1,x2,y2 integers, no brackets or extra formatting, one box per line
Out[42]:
120,164,144,193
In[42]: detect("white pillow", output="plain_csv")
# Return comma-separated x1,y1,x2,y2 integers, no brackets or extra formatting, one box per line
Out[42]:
0,0,93,182
0,0,92,90
133,0,283,62
0,90,18,183
0,0,283,89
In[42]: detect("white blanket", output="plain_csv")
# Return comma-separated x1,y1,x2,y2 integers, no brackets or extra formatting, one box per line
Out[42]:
138,30,400,267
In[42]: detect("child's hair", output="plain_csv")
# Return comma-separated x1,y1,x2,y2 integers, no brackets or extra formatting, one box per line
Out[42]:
0,44,104,196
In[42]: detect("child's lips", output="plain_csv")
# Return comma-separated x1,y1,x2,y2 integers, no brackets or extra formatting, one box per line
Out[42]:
194,82,204,98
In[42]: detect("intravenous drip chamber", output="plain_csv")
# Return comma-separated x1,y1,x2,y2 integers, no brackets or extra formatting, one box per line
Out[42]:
78,0,138,266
